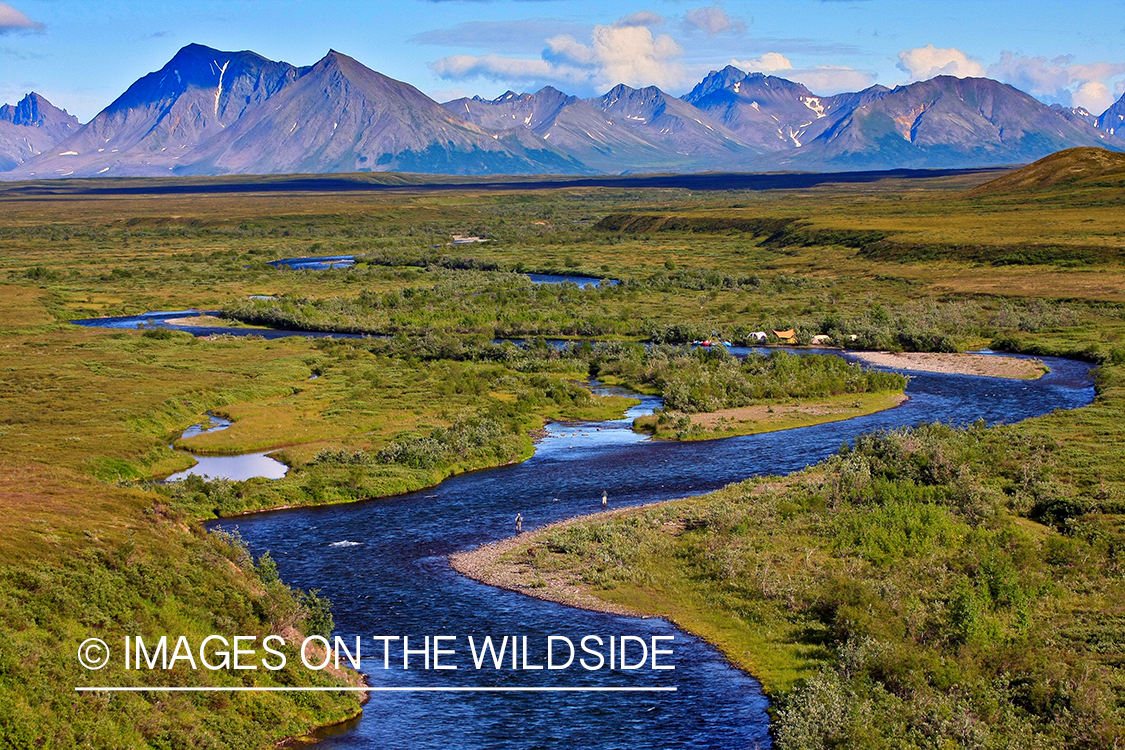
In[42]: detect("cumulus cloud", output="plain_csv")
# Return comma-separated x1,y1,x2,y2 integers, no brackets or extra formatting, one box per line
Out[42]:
988,52,1072,97
0,2,44,34
591,24,683,89
682,6,746,36
897,45,986,80
987,51,1125,112
728,54,876,93
1072,81,1114,114
430,12,686,92
732,52,793,73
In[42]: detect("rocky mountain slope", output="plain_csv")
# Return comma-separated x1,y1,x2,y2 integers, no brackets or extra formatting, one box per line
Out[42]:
9,46,586,179
1097,92,1125,137
0,93,80,172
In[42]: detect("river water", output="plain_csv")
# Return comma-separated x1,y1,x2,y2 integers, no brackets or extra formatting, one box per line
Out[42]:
206,354,1093,749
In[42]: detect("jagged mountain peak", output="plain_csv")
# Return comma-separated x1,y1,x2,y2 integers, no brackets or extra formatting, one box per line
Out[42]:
441,85,582,148
0,92,81,172
1051,103,1097,128
0,92,77,128
715,64,747,80
304,48,381,83
595,84,681,120
600,83,668,102
684,65,749,100
534,85,568,97
683,67,815,107
887,74,1014,99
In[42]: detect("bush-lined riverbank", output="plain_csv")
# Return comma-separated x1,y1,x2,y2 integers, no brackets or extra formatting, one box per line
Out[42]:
453,362,1125,748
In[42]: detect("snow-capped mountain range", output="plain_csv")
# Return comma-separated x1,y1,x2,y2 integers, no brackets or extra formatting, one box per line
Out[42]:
2,45,1123,179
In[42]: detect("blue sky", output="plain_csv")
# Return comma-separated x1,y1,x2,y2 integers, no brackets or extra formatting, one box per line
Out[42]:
2,0,1123,121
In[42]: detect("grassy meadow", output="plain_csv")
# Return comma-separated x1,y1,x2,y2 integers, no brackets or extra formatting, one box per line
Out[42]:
0,148,1123,747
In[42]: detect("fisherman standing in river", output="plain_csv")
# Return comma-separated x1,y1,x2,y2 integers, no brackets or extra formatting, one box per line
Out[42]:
515,512,523,532
602,490,608,507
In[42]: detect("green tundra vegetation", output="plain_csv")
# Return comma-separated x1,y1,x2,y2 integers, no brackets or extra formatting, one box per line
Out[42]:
0,147,1122,746
598,346,908,439
508,362,1125,747
598,346,906,410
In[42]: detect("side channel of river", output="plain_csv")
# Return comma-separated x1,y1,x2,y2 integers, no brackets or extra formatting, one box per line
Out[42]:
165,414,289,482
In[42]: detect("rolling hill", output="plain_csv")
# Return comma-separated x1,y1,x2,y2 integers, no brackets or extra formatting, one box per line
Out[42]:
967,146,1125,196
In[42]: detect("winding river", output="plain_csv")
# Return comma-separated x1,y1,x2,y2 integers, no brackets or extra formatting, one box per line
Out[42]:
219,358,1090,749
72,311,1095,747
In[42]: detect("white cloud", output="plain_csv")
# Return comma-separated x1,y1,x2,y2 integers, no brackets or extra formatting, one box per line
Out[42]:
545,34,595,66
1072,81,1114,114
431,13,687,92
731,52,792,73
591,24,684,89
683,6,746,36
897,45,986,80
0,2,43,33
988,53,1071,97
728,54,875,93
1068,61,1125,83
987,51,1125,112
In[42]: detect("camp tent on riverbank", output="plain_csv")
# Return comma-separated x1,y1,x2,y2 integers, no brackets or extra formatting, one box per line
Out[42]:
773,329,796,343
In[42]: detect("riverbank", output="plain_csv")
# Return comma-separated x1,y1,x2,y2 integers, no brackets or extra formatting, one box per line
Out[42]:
449,478,822,695
633,391,908,440
849,350,1047,379
450,507,654,618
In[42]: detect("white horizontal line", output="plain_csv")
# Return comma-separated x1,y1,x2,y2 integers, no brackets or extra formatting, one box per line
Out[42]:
76,686,676,693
